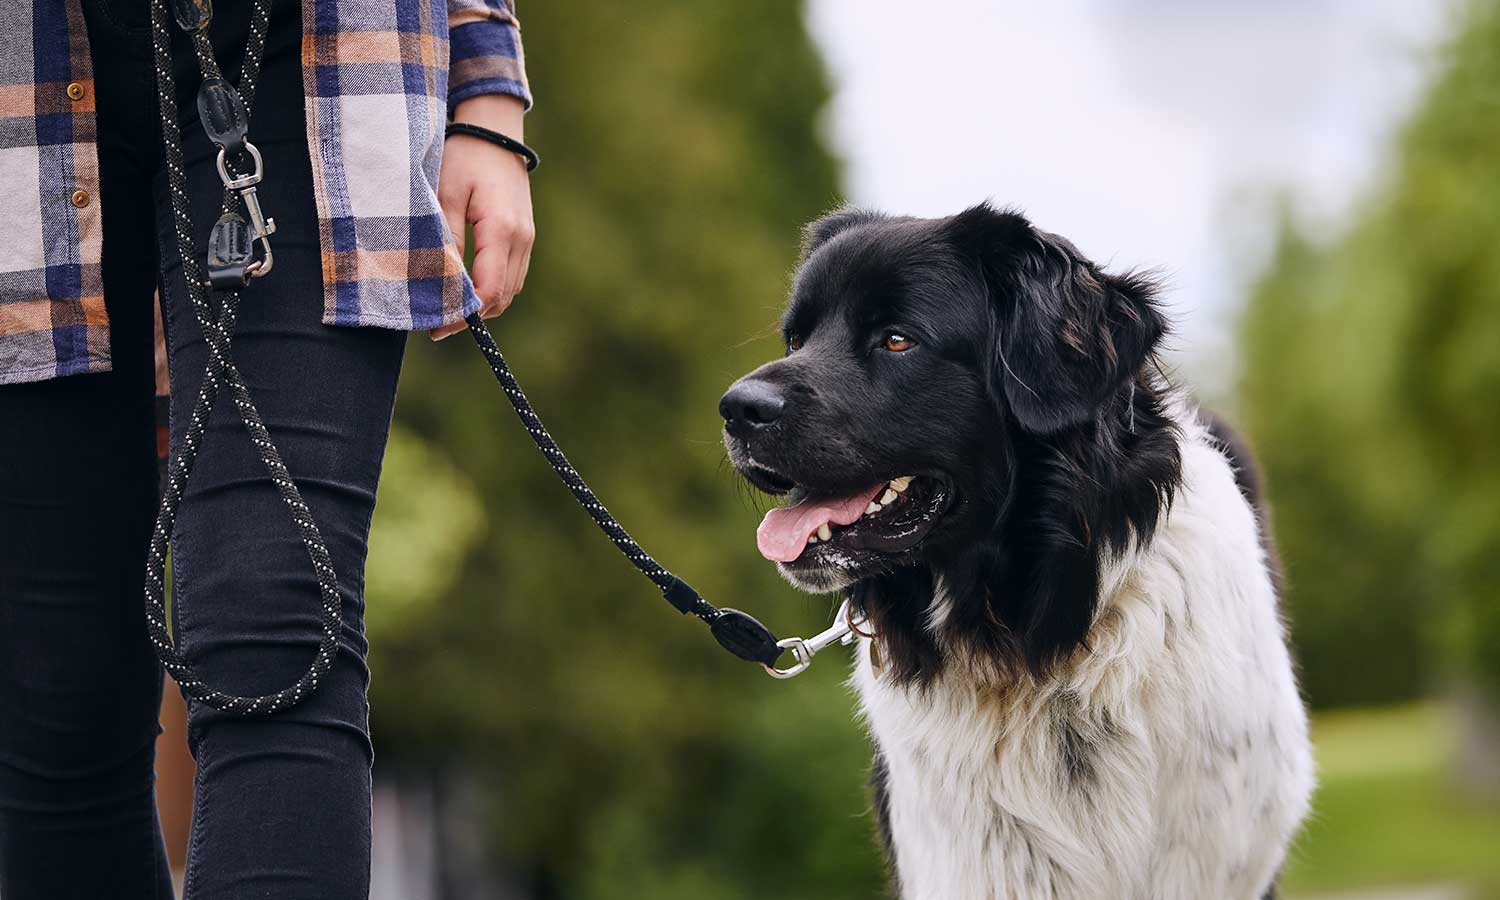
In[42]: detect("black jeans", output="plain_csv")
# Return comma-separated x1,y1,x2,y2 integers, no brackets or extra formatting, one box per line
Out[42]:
0,1,405,897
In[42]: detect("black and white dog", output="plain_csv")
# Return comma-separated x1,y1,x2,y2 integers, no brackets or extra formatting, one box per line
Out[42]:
720,205,1313,900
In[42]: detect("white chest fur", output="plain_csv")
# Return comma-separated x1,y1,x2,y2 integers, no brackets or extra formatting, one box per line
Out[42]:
852,424,1314,900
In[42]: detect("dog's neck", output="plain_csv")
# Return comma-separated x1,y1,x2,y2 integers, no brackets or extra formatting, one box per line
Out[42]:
857,546,1145,691
850,537,1160,898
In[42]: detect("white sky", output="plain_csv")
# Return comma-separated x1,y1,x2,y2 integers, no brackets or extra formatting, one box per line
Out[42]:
806,0,1458,396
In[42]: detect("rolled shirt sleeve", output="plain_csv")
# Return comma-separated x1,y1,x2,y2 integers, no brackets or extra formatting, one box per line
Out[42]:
447,0,533,113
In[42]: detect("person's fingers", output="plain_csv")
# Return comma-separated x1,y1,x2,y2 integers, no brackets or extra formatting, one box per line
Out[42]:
504,249,530,305
483,294,513,318
432,167,533,337
471,215,521,316
482,281,514,318
505,223,535,301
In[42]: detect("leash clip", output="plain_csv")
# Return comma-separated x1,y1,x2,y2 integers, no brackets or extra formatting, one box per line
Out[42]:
763,597,862,680
214,142,276,278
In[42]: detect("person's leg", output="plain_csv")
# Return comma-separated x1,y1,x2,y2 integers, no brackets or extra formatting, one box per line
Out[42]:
0,2,172,896
157,2,406,897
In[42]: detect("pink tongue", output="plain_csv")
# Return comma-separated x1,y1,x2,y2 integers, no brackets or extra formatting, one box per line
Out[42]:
757,483,886,562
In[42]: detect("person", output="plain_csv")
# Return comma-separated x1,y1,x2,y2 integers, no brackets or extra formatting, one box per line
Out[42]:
0,0,534,896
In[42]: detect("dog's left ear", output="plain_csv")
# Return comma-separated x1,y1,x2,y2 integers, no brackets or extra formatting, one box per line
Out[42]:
949,204,1167,434
800,208,886,262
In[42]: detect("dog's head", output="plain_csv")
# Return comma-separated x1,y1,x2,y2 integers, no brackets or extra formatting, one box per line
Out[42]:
721,204,1181,682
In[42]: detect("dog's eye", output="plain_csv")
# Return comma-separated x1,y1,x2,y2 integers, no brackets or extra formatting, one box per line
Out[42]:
786,335,803,354
883,333,914,353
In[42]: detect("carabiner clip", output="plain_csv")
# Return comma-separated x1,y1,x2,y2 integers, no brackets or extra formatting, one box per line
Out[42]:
213,142,276,279
238,185,276,278
762,598,863,679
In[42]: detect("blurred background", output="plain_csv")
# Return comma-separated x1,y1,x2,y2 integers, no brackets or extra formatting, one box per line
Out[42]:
158,0,1500,897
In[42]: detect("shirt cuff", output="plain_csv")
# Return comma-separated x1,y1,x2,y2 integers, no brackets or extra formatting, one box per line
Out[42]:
448,17,533,114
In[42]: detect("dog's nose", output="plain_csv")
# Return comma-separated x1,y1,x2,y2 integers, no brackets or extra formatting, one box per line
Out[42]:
719,379,786,434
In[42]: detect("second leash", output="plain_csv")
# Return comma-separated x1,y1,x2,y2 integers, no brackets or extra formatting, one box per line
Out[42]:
146,0,344,716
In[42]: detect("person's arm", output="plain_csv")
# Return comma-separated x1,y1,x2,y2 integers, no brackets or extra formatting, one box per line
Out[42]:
433,0,534,340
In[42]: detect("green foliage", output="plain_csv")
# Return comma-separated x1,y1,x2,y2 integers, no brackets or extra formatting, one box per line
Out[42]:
1239,0,1500,708
365,427,484,638
365,2,884,895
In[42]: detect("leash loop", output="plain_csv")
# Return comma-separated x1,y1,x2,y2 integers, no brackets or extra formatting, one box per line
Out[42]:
146,0,340,715
214,140,263,188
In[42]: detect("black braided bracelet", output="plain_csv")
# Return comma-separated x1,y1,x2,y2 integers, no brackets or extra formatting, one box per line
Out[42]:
444,121,539,172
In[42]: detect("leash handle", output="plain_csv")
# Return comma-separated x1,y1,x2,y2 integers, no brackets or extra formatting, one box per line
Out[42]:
145,0,344,716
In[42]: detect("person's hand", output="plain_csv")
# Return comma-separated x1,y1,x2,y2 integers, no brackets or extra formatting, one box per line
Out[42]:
432,93,534,340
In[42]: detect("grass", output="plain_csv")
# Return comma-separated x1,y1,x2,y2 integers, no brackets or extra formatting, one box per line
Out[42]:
1284,703,1500,898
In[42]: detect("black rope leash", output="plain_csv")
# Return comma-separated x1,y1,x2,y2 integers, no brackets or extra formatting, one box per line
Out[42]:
146,0,342,715
461,314,789,668
145,0,828,718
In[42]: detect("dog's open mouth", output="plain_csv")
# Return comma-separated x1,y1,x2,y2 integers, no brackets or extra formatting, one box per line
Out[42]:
756,475,950,566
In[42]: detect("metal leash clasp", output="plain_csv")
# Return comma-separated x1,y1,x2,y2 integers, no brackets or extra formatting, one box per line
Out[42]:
763,597,864,679
214,142,276,279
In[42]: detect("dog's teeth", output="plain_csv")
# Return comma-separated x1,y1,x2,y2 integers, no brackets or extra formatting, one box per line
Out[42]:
865,501,882,515
817,523,832,541
889,476,913,492
807,535,819,544
880,488,898,505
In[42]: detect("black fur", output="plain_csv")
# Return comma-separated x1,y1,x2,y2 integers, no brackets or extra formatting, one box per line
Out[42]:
1200,409,1284,595
723,203,1182,685
1200,410,1266,522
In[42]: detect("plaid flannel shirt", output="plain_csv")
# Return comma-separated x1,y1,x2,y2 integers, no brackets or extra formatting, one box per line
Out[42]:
0,0,531,386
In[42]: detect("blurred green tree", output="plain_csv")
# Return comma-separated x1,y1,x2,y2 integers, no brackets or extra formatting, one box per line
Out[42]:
1239,0,1500,713
366,2,889,897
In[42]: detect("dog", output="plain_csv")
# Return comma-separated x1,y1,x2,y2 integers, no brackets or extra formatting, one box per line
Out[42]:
719,204,1313,900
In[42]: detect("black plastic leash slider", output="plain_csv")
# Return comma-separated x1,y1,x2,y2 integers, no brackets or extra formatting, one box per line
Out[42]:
206,213,255,290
